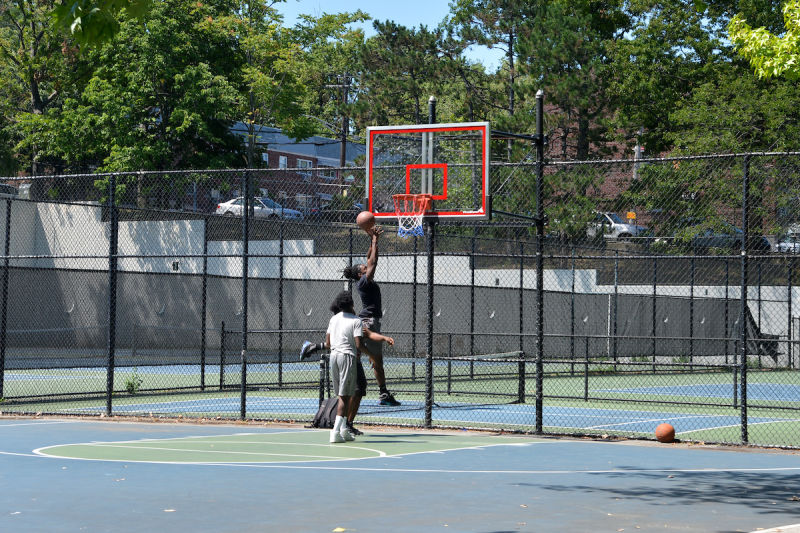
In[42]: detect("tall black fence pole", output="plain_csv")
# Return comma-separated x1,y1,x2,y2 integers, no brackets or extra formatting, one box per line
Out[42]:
240,170,250,420
534,89,545,434
570,249,575,375
740,155,750,443
200,216,208,390
106,174,119,416
425,219,435,428
725,259,730,364
789,259,794,368
412,235,418,379
470,231,476,358
518,240,525,403
424,96,437,428
652,256,657,372
278,220,284,386
690,256,695,368
613,251,619,368
0,198,11,398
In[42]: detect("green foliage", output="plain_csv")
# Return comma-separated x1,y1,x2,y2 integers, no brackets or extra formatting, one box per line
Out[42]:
607,0,733,155
728,0,800,80
516,0,629,160
53,0,151,47
124,368,143,394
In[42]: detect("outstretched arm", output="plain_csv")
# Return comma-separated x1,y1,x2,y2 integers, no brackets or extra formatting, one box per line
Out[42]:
365,226,382,281
363,327,394,346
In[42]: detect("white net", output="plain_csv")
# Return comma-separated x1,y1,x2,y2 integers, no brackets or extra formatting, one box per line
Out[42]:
393,194,431,238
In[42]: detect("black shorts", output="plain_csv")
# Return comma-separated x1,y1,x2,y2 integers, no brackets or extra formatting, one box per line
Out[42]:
355,357,367,397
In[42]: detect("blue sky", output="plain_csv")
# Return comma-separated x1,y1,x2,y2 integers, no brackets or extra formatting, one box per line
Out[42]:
276,0,504,70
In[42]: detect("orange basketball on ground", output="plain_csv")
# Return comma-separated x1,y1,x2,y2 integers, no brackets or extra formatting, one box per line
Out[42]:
655,423,675,443
356,210,375,231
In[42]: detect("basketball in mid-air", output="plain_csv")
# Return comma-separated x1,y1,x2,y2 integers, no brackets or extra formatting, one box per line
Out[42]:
655,423,675,443
356,210,375,232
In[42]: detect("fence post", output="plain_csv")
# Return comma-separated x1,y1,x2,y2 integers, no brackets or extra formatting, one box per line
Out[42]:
220,321,225,390
725,259,730,365
240,170,250,420
278,220,284,386
518,240,525,403
412,235,418,380
0,198,11,398
740,155,750,444
613,251,619,369
570,249,575,375
690,256,695,368
789,259,794,369
424,218,436,428
106,174,119,416
470,231,476,358
200,216,208,390
534,89,545,434
652,256,657,372
757,263,762,368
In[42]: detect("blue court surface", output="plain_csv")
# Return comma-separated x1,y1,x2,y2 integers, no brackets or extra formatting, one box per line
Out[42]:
65,396,792,438
598,383,800,401
2,417,800,533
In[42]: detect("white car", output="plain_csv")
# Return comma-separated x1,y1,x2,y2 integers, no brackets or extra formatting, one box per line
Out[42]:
215,197,304,220
777,233,800,253
587,212,648,240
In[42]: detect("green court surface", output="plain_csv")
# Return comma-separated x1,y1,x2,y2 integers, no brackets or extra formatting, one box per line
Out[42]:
36,430,539,463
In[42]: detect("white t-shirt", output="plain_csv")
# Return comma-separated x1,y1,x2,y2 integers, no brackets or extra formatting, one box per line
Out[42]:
326,311,363,357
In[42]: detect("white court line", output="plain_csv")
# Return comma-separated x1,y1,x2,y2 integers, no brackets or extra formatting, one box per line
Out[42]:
750,524,800,533
203,463,800,474
0,420,75,428
0,451,41,457
586,414,723,430
677,418,795,434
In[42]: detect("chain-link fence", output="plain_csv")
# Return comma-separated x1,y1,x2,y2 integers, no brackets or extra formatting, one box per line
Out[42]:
1,153,800,447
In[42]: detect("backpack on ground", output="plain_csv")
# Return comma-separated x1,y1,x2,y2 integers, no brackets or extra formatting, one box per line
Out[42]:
310,396,339,429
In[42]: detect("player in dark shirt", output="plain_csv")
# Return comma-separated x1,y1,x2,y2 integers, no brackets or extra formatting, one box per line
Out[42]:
342,225,401,411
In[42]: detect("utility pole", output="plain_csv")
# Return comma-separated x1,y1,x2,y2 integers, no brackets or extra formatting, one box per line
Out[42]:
325,73,353,183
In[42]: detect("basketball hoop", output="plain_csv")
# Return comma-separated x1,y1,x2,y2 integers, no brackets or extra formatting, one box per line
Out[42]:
392,194,432,238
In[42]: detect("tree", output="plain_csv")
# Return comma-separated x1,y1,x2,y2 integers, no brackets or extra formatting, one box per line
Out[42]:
356,21,443,126
217,1,321,169
728,0,800,80
0,0,87,174
607,0,731,155
516,0,629,160
53,0,150,46
449,0,529,118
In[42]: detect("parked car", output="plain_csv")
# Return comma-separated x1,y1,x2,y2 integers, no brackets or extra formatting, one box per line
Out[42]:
587,212,648,241
654,220,770,253
215,197,304,220
776,226,800,253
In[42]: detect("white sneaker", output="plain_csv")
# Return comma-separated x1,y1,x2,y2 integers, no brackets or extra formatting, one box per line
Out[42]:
330,429,345,443
340,428,356,441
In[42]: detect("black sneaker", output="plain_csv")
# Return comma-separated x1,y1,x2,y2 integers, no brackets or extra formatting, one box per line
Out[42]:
299,341,317,361
379,392,401,406
346,422,363,436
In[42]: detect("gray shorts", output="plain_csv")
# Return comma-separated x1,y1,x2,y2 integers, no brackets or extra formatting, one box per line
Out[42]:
361,317,383,359
330,352,356,397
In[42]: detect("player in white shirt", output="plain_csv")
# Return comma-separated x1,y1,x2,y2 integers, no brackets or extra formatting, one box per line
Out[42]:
307,291,394,443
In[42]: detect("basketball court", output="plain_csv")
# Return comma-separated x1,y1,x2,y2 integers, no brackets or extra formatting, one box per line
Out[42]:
2,416,800,533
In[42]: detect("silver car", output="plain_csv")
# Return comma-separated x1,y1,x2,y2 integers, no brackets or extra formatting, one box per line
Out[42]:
587,212,647,240
215,197,304,220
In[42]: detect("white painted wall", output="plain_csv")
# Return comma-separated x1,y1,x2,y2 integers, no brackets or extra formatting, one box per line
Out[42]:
3,200,798,338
